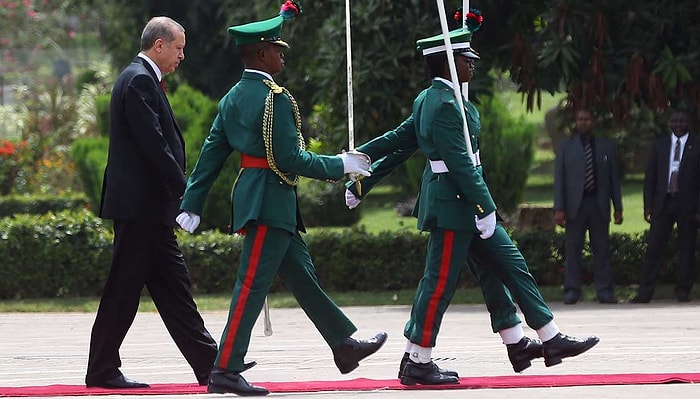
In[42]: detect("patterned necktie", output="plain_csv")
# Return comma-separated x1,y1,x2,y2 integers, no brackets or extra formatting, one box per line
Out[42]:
583,138,595,192
669,138,681,193
160,80,166,93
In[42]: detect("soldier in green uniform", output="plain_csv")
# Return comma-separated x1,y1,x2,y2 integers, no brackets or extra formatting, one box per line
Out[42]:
176,2,387,396
345,25,599,386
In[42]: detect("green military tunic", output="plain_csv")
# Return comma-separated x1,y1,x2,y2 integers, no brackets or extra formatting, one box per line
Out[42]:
350,79,553,344
181,70,356,371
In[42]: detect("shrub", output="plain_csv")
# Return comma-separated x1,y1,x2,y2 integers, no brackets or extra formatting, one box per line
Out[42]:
0,194,89,217
0,209,112,299
479,96,536,215
71,137,109,211
296,178,361,227
0,139,31,195
2,210,697,299
95,94,111,137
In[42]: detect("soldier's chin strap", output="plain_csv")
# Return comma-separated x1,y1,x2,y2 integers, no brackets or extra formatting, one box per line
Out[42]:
262,79,305,186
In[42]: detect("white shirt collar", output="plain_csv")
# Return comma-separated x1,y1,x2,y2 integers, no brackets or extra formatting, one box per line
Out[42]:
672,132,689,146
137,53,163,82
434,77,454,89
245,68,275,82
434,77,468,102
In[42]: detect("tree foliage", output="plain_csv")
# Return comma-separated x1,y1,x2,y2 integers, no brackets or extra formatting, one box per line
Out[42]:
477,0,700,122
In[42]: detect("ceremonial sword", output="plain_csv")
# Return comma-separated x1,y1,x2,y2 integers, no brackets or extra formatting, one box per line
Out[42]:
435,0,476,163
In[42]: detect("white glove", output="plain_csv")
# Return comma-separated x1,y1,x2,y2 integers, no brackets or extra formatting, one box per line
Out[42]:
475,211,496,239
338,150,371,177
176,211,201,234
345,189,361,209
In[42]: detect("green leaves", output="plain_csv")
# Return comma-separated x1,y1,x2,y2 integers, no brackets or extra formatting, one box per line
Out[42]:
652,46,694,93
537,32,581,81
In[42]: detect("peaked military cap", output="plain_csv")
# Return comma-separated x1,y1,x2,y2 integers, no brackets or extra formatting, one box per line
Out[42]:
227,1,302,48
416,8,483,58
416,29,480,58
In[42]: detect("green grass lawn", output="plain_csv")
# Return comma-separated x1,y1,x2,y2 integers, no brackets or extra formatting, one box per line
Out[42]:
1,284,678,312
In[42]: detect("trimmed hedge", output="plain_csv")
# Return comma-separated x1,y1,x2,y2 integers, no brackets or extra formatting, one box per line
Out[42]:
0,210,112,299
296,178,362,227
0,194,89,217
0,210,693,299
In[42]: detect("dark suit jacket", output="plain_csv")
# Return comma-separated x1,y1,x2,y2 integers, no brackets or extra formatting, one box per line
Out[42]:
643,134,700,218
554,134,623,221
99,56,186,225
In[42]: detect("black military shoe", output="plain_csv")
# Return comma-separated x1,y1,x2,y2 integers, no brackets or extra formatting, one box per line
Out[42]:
543,333,599,367
399,359,460,385
207,368,269,396
332,332,388,374
506,336,543,373
398,352,459,378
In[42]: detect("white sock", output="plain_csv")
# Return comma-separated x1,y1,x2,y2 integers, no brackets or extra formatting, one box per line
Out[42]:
536,320,560,342
404,340,413,354
499,324,525,345
409,344,432,364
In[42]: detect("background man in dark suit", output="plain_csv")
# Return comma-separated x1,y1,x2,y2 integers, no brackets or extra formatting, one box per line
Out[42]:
85,16,217,389
554,109,623,304
632,108,700,303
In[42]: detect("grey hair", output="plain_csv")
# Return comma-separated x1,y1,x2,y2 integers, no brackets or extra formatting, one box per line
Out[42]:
140,16,185,51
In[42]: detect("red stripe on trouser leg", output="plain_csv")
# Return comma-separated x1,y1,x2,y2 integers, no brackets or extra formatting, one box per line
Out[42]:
218,225,268,367
421,230,454,347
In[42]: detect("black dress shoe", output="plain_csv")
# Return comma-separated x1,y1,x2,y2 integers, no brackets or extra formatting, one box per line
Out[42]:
398,352,459,378
677,295,690,303
197,371,210,386
543,333,599,367
207,368,269,396
332,332,388,374
399,359,460,385
199,361,256,385
563,292,579,305
598,296,618,304
630,295,651,303
506,336,543,373
86,375,149,389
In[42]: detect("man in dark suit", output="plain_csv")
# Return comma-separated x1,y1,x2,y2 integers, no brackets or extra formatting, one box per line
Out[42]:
85,17,218,389
632,108,700,303
554,109,623,304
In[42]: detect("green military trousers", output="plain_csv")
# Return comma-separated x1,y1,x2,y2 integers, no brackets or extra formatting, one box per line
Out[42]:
215,224,357,371
468,224,554,332
405,224,553,347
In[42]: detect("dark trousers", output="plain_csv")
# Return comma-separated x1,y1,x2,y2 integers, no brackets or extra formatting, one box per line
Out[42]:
564,196,614,300
86,221,217,384
638,195,699,299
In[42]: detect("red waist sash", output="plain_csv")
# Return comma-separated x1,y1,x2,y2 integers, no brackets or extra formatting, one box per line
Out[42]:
240,154,270,169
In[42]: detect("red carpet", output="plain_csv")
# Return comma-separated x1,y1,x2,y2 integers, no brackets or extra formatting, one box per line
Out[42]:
2,373,700,396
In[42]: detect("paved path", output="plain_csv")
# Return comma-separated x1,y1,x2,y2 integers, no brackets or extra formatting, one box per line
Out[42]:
2,301,700,398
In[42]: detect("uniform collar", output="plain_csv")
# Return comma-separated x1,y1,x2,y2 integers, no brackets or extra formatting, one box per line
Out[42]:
244,68,275,82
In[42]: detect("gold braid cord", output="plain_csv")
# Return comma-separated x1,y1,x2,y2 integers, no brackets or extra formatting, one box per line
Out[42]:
262,79,305,186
